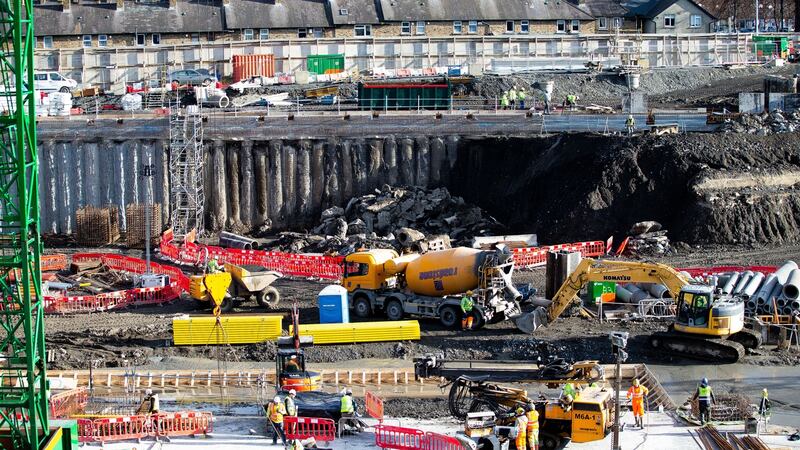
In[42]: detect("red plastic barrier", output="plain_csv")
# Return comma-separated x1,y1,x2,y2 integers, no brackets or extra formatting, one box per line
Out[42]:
375,424,425,450
50,387,88,418
92,415,147,443
424,432,462,450
678,265,777,277
77,419,96,442
284,416,336,443
366,391,384,422
153,411,213,437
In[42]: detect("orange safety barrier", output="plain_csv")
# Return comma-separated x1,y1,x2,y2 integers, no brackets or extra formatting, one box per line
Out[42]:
41,254,69,272
284,416,336,443
77,419,95,442
49,387,89,418
511,241,605,269
374,424,425,450
153,411,213,437
92,415,148,443
365,391,384,422
424,432,462,450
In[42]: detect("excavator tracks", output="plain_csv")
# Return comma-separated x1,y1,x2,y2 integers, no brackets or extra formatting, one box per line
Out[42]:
648,332,745,364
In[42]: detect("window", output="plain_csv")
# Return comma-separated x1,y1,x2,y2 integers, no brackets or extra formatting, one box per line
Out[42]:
191,33,200,43
453,21,462,34
416,21,425,34
298,28,308,38
243,28,254,40
505,20,514,33
354,24,372,36
690,14,701,28
313,28,323,38
613,17,622,28
339,8,348,15
43,36,53,48
136,33,145,46
520,20,529,33
556,20,566,33
468,20,478,33
345,262,369,277
259,29,269,40
82,35,92,47
98,34,108,47
34,73,47,81
49,73,63,81
401,22,411,34
151,33,161,45
597,17,608,30
571,19,580,32
664,14,676,28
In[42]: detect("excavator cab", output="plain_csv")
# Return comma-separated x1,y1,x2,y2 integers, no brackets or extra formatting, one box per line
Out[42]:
276,347,321,392
674,285,745,337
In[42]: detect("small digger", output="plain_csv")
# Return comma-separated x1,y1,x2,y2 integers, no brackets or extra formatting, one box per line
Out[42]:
189,259,282,313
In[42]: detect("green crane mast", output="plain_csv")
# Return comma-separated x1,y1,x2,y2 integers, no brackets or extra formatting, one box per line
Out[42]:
0,0,49,445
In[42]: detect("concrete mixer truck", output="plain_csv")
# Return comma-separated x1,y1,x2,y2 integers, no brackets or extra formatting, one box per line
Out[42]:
340,246,524,329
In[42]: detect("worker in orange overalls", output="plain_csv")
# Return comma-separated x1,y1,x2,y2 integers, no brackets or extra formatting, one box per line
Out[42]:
626,378,649,428
514,407,528,450
526,402,539,450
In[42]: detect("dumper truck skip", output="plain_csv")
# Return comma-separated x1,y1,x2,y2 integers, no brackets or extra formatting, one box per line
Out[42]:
341,246,524,329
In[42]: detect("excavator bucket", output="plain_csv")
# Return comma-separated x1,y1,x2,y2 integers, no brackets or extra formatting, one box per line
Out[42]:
203,272,232,307
513,307,548,334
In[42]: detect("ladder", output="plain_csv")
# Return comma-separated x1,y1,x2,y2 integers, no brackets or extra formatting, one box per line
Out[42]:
634,364,676,411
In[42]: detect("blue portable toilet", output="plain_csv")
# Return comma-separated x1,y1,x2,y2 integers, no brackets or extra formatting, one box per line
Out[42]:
318,285,350,324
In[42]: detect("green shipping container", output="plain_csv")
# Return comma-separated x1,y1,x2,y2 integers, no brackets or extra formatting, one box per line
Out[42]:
358,81,452,110
307,54,345,75
587,281,615,305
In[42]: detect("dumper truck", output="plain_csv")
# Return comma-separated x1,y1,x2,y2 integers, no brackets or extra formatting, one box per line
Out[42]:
189,263,282,313
341,246,523,329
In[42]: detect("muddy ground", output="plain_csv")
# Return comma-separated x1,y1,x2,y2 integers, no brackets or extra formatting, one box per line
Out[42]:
44,244,800,371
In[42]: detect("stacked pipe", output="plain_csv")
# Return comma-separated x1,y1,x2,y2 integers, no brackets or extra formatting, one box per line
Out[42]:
614,283,673,304
692,261,799,316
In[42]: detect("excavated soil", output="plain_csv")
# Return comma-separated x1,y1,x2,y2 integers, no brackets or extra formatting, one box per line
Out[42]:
450,132,800,245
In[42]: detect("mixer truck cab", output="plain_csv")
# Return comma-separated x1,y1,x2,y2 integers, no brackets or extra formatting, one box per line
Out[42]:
341,246,522,329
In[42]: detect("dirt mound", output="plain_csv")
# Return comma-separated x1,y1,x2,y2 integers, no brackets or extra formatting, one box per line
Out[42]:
449,133,800,246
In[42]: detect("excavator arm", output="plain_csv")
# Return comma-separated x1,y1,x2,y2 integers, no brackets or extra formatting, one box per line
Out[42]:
516,258,691,333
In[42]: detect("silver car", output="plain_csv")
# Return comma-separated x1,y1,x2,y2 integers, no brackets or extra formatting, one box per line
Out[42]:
168,69,215,86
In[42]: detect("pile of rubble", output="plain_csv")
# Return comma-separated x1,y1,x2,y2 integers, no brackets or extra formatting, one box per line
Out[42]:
719,110,800,134
265,185,505,253
624,221,671,256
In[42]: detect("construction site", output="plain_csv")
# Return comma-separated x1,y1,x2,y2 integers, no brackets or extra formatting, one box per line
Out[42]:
1,0,800,446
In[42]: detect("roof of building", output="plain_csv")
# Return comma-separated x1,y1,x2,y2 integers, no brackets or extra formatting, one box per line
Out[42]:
570,0,627,17
223,0,330,29
378,0,594,21
33,0,225,36
622,0,715,19
329,0,380,24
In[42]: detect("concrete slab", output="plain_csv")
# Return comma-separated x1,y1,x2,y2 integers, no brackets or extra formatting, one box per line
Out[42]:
739,93,764,114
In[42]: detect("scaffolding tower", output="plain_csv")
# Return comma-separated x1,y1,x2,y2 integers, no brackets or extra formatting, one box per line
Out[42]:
0,0,49,445
169,102,205,240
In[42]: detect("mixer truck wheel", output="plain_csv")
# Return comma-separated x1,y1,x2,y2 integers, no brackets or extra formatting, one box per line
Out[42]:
353,296,372,318
439,306,459,328
385,300,404,321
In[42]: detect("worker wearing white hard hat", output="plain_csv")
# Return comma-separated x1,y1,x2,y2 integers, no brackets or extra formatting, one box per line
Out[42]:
268,395,288,445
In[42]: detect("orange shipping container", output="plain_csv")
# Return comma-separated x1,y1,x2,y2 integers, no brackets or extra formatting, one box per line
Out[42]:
232,54,275,82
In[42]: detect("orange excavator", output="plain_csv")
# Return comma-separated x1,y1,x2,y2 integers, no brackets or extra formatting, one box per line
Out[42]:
276,304,321,392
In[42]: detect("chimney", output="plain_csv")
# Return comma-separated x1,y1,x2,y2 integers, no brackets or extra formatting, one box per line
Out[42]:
62,0,70,11
169,0,176,9
116,0,123,9
222,0,230,6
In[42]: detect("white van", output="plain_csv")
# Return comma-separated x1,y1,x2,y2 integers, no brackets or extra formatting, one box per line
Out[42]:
33,71,77,93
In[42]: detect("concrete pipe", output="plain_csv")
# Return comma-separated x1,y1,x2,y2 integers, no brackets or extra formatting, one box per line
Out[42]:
721,272,740,295
627,73,641,90
716,274,731,289
781,269,800,300
616,285,633,303
775,261,799,284
742,272,765,299
647,283,671,299
768,282,784,306
679,271,693,280
755,274,778,305
623,283,646,303
733,271,753,295
782,306,794,315
776,297,787,307
792,300,800,310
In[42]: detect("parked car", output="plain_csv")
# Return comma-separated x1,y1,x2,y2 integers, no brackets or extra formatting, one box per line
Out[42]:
33,71,77,93
168,69,215,86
